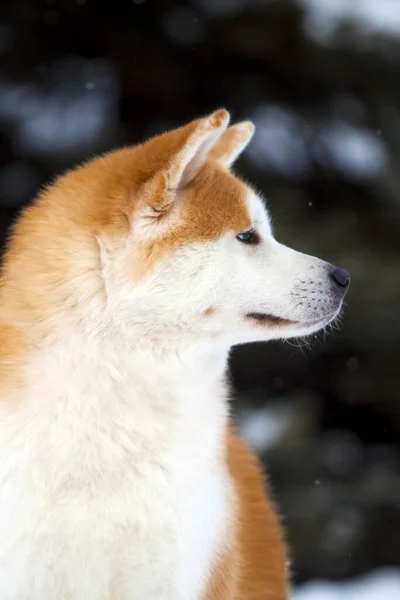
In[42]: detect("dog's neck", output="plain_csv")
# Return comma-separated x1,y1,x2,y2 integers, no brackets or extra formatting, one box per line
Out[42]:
3,331,231,480
38,331,230,397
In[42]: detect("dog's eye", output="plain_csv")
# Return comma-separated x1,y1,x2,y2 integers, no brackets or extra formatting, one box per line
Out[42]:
236,229,260,245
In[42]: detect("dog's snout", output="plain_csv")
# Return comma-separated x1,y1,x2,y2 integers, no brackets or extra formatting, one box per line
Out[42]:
330,267,351,292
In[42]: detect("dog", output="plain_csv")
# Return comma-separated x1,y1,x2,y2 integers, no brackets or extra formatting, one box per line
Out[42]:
0,110,350,599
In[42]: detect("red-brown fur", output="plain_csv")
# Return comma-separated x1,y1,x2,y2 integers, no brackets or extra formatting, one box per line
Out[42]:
207,428,289,599
0,110,290,597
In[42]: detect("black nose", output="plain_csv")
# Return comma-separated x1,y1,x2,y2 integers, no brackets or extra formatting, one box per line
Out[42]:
330,267,351,291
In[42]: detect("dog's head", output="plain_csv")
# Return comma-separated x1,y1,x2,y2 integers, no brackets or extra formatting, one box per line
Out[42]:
4,110,350,346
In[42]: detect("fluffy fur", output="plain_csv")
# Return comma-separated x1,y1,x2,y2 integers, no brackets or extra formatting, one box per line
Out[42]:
0,110,349,599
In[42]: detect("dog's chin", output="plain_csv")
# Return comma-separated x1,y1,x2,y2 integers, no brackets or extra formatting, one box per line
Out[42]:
289,313,338,337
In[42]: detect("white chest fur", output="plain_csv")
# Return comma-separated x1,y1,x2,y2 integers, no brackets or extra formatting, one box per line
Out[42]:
0,339,233,600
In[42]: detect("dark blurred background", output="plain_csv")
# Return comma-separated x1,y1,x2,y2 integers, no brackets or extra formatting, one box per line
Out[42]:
0,0,399,591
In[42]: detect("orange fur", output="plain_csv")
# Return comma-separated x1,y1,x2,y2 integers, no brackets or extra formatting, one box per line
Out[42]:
0,112,250,325
203,427,289,600
209,121,255,168
0,111,290,597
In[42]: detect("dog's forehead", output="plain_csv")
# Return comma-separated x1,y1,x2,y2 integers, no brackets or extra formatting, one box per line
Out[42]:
181,166,269,240
182,164,253,240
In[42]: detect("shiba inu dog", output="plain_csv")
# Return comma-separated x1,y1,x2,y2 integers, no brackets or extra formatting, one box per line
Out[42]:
0,110,350,599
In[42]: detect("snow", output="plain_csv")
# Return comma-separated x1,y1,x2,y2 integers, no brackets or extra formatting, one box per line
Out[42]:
298,0,400,44
195,0,400,38
0,57,118,158
314,120,387,180
246,105,387,180
245,105,310,178
239,402,292,452
293,569,400,599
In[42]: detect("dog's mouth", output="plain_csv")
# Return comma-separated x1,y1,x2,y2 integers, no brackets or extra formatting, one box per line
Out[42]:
246,313,295,326
245,311,338,329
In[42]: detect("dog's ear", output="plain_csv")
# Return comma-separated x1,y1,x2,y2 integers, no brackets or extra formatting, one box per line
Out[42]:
208,121,254,168
167,109,230,189
139,110,230,216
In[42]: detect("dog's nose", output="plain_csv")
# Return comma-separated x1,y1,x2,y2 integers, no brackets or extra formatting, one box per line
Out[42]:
330,267,351,292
